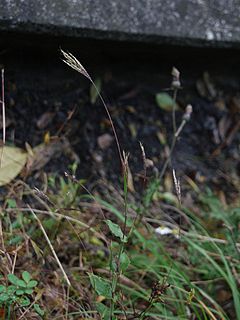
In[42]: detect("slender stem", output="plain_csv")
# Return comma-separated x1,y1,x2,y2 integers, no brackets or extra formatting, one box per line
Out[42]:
1,69,5,144
138,299,154,320
159,118,187,182
109,169,129,319
109,160,130,319
172,88,177,135
1,69,5,167
122,168,128,236
91,80,123,166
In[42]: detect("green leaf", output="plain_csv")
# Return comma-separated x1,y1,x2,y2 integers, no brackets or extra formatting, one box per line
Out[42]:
0,146,27,186
8,235,23,245
156,93,178,111
22,271,31,283
110,258,117,272
88,273,112,299
18,296,30,306
16,289,25,296
119,252,130,273
96,302,110,320
34,303,45,316
16,279,27,288
8,274,19,286
105,220,127,243
0,285,6,293
24,288,33,294
90,78,101,104
27,280,38,288
7,285,16,294
159,192,178,205
0,293,9,302
30,239,43,259
6,199,17,208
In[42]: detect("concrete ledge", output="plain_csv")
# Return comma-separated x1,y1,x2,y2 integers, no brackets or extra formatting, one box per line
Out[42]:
1,0,240,47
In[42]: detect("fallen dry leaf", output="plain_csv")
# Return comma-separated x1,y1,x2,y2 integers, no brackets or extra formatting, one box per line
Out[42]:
36,111,55,129
218,116,232,141
128,123,137,138
156,131,166,145
164,172,173,192
0,145,27,186
24,138,71,176
203,72,217,99
229,96,240,115
196,72,217,100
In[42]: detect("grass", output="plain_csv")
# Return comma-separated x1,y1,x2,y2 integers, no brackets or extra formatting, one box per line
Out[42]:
0,52,239,319
1,176,239,319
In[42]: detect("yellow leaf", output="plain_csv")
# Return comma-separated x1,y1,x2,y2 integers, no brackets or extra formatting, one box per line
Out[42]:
0,146,27,186
96,295,105,303
44,131,50,144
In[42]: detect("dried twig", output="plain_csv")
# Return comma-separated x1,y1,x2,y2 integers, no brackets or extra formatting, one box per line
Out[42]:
1,68,6,167
28,205,71,287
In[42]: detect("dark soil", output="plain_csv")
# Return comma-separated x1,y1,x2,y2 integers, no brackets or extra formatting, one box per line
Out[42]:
0,34,240,201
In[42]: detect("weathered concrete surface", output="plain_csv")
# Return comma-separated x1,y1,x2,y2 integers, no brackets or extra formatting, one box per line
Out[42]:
0,0,240,47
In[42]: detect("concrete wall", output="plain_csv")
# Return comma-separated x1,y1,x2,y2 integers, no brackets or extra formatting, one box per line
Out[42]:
0,0,240,47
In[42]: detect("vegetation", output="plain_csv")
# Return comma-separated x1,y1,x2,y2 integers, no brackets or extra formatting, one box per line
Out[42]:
0,53,239,319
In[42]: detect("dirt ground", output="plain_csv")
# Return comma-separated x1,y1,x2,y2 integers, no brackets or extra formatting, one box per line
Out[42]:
0,35,240,202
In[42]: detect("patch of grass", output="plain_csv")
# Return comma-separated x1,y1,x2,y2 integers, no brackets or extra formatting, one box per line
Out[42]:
1,176,239,319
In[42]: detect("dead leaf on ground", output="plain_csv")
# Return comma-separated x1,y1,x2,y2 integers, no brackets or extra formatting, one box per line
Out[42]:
164,172,173,192
229,96,240,115
212,120,240,157
203,72,217,99
36,112,55,129
156,131,166,145
128,123,137,138
0,145,27,186
97,133,113,150
196,72,217,100
24,138,73,176
126,106,136,113
196,79,208,98
214,99,226,111
218,116,232,140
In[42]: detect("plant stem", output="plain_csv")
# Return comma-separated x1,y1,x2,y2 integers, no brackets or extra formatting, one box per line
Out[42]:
90,80,123,166
172,88,177,135
109,164,129,319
